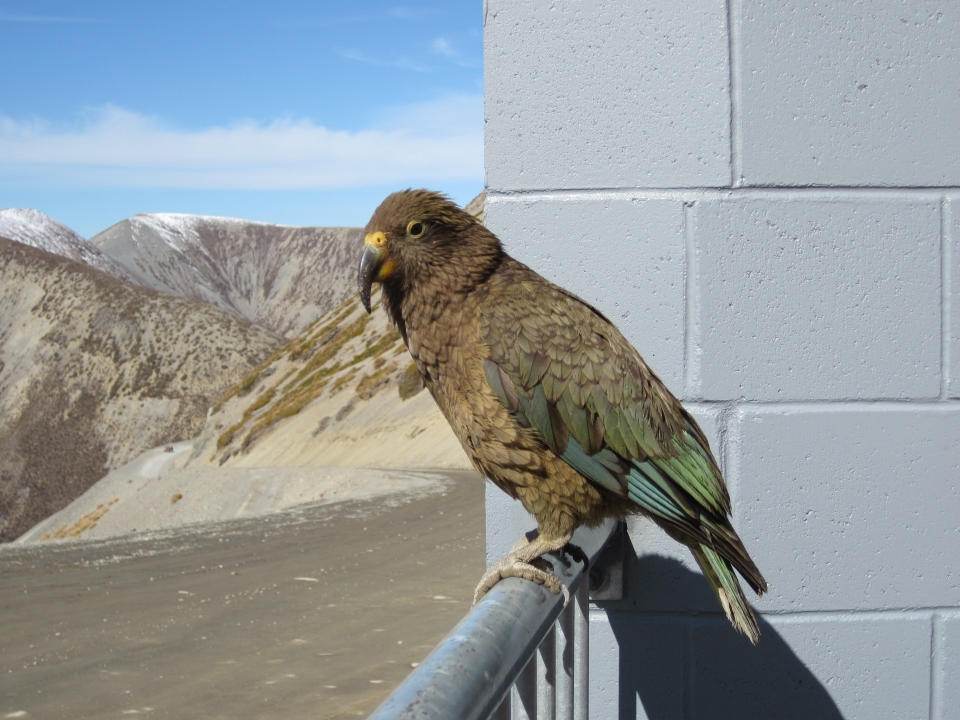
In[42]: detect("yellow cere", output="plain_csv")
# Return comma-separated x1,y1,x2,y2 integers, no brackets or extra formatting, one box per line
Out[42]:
365,231,387,248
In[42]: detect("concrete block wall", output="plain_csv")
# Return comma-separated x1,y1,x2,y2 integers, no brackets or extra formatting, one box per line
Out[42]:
482,2,960,718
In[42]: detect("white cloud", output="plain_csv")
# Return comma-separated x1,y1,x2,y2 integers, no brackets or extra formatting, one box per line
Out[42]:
429,37,479,69
336,48,434,73
0,96,483,190
432,38,455,57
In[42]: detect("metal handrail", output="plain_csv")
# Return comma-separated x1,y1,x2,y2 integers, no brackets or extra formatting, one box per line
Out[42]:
367,520,617,720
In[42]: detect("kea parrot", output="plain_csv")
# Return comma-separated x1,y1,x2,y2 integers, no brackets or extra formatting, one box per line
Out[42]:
357,190,767,643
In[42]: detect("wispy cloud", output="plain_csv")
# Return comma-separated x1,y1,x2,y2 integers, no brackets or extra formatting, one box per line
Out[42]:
430,36,479,68
0,96,483,190
271,5,428,28
336,48,434,74
432,37,455,57
338,39,477,73
387,6,426,20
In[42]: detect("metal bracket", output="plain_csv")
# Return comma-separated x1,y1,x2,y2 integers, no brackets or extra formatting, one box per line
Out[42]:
588,521,624,601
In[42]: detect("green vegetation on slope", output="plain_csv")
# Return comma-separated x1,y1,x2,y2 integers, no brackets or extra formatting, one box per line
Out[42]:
214,291,406,462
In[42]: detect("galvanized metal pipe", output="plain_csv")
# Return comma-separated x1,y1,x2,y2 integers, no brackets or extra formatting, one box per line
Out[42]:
366,520,616,720
573,578,590,720
555,595,575,720
514,656,537,720
493,693,511,720
536,626,556,719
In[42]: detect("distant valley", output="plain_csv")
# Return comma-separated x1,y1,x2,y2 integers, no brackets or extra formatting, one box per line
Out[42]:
0,196,483,542
0,237,280,541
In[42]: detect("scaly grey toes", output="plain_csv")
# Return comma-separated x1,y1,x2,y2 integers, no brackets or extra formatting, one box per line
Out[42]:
473,555,515,605
528,556,573,606
473,565,503,605
512,562,570,605
508,534,535,555
473,558,571,606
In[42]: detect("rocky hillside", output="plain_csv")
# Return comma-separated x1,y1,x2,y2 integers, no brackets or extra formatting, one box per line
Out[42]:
187,288,470,473
91,214,362,337
0,208,132,281
0,237,281,541
184,195,488,475
464,190,486,223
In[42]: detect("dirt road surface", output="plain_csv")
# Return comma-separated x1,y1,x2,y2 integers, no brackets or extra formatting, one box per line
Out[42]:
0,471,486,719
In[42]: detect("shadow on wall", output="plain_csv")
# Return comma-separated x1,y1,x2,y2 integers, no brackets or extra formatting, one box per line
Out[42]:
602,555,844,720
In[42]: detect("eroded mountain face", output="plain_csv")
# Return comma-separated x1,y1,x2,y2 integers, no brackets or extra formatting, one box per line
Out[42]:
0,208,132,281
0,194,485,540
186,196,488,473
91,215,362,338
0,237,281,541
179,287,469,478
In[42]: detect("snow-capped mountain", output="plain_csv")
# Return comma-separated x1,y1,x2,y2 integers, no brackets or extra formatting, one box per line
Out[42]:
92,214,362,338
0,208,132,281
0,237,280,542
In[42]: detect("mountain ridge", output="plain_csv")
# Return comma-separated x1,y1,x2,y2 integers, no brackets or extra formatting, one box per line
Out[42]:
1,192,487,542
0,236,281,541
0,207,364,339
90,214,362,337
0,208,133,281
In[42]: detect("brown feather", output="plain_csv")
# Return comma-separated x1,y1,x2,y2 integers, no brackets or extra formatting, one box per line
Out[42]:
361,189,767,643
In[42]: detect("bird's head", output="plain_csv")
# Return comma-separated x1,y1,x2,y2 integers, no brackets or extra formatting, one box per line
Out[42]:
358,189,501,314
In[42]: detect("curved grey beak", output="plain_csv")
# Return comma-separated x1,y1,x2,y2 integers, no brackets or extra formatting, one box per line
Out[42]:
357,243,383,314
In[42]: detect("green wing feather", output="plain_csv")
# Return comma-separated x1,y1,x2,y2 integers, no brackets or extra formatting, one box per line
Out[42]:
481,275,767,643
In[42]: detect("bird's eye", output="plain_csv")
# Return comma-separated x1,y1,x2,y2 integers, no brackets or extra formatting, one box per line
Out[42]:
407,221,424,238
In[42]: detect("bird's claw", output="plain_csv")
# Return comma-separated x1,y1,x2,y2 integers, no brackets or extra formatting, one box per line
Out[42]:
473,557,570,606
474,530,576,605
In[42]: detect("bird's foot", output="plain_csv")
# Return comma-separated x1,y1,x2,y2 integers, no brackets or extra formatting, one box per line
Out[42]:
473,529,576,606
508,532,537,554
473,558,569,606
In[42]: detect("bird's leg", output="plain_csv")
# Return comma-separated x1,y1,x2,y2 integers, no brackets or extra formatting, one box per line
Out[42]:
506,529,539,554
473,529,576,605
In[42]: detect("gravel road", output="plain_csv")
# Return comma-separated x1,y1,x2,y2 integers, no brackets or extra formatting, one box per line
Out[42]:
0,471,485,719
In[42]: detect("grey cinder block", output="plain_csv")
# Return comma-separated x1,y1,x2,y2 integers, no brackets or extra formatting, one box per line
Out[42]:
696,197,941,401
694,615,931,720
588,613,930,720
589,613,686,720
949,196,959,399
738,3,960,186
485,481,534,566
938,613,960,720
484,0,731,190
734,406,960,613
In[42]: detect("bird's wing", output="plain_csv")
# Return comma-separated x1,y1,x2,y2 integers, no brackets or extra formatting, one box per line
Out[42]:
481,277,764,593
482,280,728,511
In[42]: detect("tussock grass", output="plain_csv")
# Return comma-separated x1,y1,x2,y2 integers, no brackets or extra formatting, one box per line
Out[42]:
215,290,406,457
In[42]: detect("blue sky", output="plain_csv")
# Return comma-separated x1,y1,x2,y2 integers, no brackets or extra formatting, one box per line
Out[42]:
0,1,483,237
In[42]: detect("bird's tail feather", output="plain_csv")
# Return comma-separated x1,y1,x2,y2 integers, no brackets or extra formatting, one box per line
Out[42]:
691,544,761,645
